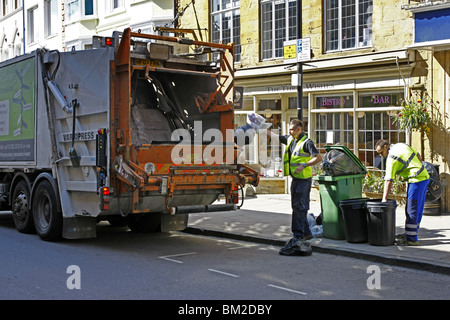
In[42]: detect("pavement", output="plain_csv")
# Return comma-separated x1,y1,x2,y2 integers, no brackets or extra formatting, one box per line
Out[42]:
185,189,450,275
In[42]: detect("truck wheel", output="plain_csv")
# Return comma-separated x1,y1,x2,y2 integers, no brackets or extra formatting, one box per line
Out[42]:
33,180,62,241
128,214,161,233
12,180,35,234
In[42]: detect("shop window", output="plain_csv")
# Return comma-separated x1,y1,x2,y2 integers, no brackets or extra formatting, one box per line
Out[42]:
324,0,373,52
258,99,281,110
315,112,353,154
288,96,308,109
358,112,405,169
288,96,309,129
260,113,283,173
235,97,253,110
357,91,404,169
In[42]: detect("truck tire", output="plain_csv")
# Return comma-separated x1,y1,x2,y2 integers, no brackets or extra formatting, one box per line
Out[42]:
32,180,62,241
12,180,35,234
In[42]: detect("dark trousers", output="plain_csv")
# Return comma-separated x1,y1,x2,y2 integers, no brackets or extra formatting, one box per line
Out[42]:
290,178,312,239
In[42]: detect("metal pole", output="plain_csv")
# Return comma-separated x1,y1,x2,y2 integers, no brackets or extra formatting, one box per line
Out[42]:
297,0,303,121
22,0,26,54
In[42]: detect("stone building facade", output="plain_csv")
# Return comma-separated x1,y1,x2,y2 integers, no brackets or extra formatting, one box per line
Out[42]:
178,0,450,212
1,1,448,211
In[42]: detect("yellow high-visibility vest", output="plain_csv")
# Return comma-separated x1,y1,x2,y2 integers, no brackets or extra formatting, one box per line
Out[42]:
385,143,429,183
283,135,312,179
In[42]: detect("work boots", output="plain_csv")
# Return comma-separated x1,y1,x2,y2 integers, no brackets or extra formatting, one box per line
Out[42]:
279,237,312,256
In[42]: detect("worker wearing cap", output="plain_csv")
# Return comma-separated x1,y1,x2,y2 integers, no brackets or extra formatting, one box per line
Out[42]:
375,139,430,246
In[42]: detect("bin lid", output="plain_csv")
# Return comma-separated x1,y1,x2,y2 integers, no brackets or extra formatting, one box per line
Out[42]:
324,145,367,175
313,173,366,181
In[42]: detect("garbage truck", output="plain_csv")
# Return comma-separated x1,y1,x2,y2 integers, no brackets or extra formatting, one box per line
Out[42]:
0,28,259,241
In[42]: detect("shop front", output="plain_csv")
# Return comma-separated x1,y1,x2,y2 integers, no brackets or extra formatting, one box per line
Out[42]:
235,53,411,193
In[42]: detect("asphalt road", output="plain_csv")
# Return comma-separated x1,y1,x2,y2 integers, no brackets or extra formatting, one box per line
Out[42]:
1,212,450,301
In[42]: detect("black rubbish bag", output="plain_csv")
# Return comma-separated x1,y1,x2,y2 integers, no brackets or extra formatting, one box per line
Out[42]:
322,149,366,176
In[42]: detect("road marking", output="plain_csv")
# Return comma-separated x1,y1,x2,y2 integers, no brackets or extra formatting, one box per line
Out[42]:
268,284,307,295
208,269,240,278
227,243,260,250
158,252,197,264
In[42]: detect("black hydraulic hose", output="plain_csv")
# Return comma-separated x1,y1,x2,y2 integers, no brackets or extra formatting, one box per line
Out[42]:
238,185,244,209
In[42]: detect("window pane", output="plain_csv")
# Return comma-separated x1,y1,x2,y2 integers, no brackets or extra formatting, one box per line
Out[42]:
212,14,221,43
342,0,356,49
212,0,220,11
223,0,231,9
315,95,353,109
326,0,339,51
359,92,403,108
274,1,286,58
85,0,94,15
222,11,231,44
288,0,297,40
261,2,273,60
288,96,308,109
67,0,80,22
359,0,372,46
211,0,240,62
258,99,281,110
233,9,241,62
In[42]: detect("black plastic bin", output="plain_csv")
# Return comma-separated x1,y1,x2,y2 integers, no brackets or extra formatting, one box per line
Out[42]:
366,199,397,246
339,198,369,243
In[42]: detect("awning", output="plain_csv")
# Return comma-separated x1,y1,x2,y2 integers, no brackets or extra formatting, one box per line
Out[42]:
407,39,450,51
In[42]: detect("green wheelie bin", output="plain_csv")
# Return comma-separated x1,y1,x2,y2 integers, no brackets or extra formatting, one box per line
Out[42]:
313,146,367,240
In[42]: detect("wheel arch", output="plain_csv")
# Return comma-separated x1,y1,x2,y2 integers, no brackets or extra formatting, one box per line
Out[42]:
30,173,62,213
9,172,33,206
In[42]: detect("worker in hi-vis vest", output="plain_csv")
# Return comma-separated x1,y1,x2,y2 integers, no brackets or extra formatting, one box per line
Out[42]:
273,119,322,256
375,139,430,246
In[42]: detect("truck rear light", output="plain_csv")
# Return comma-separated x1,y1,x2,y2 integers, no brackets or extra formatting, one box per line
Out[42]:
102,200,110,211
232,185,239,204
100,187,110,210
104,37,114,46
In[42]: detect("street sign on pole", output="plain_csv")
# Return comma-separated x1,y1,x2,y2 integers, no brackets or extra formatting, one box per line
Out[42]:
283,40,297,63
283,38,311,63
297,38,311,62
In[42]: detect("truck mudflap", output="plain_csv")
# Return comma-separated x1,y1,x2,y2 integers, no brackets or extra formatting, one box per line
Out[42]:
62,217,97,239
160,213,189,232
160,204,236,232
